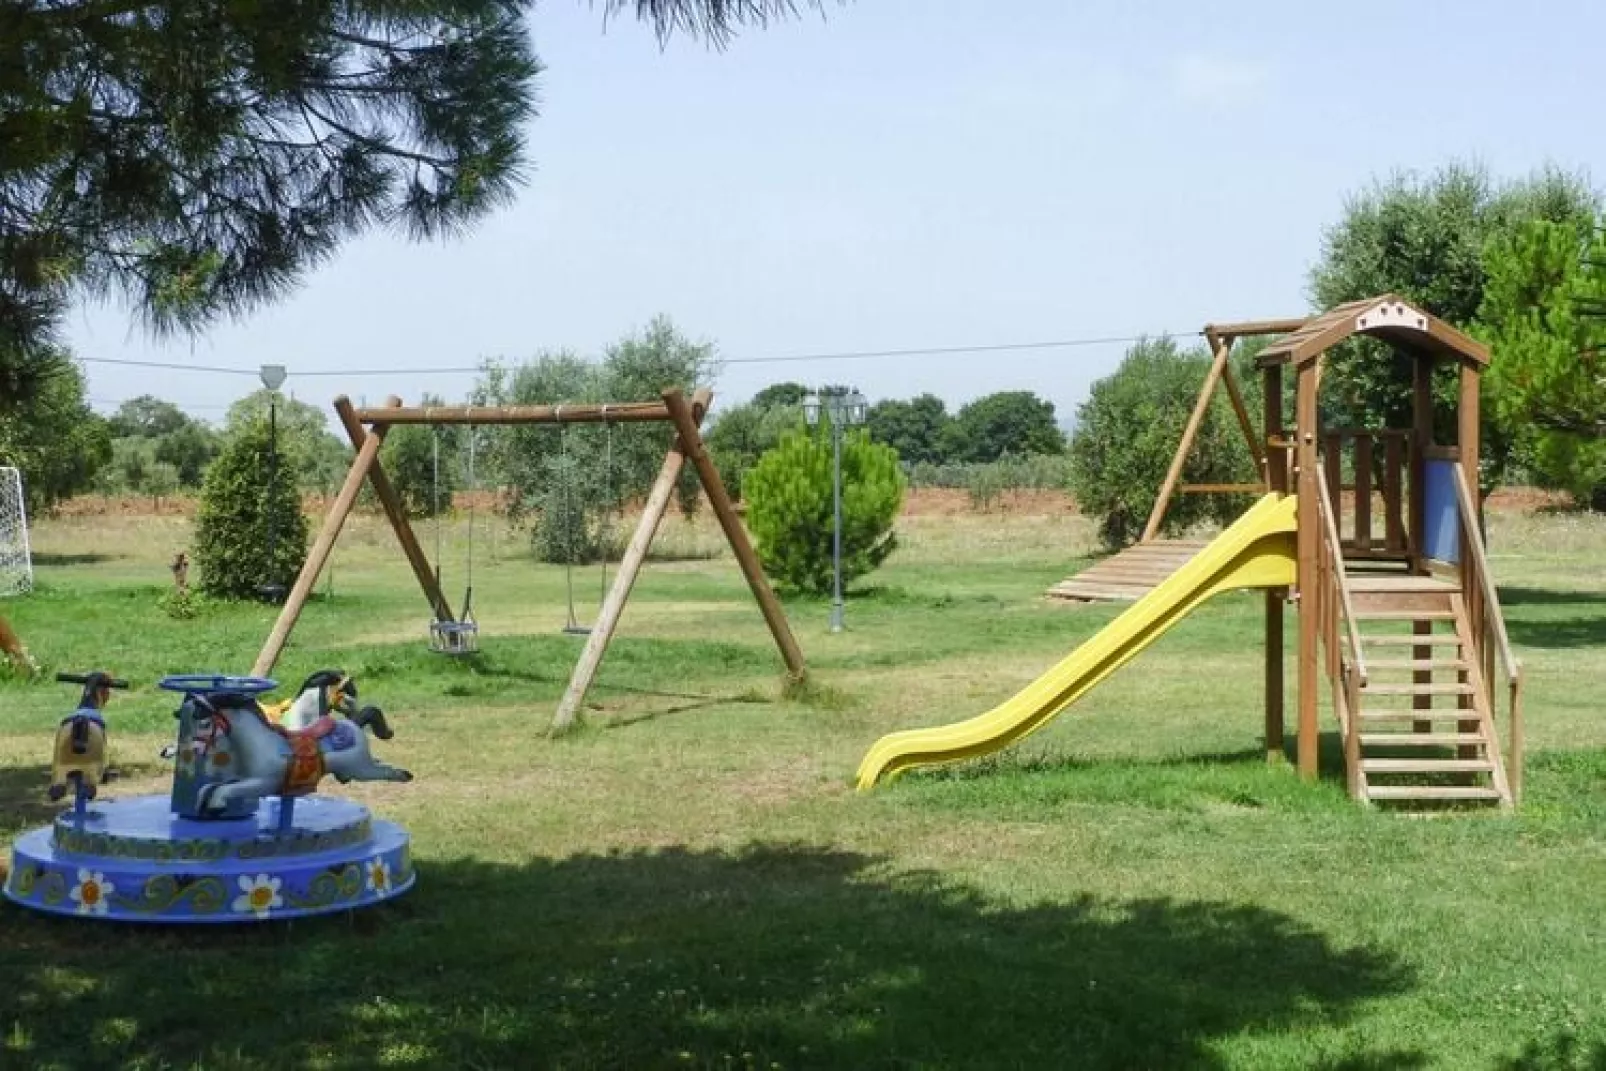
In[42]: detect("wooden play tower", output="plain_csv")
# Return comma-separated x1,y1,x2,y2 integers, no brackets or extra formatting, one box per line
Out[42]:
1055,296,1523,807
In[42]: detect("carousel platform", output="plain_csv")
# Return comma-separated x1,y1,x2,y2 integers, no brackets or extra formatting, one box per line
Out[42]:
5,793,412,922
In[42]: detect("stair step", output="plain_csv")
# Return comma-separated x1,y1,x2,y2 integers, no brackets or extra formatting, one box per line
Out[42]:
1360,682,1475,696
1365,785,1504,801
1358,732,1486,747
1358,710,1482,722
1346,577,1461,593
1355,610,1457,621
1366,659,1469,671
1361,758,1494,773
1360,635,1463,647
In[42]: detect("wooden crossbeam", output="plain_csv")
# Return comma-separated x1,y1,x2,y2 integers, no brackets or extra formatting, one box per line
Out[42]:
354,402,670,426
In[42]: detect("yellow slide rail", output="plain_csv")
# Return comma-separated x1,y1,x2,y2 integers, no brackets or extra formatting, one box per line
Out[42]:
856,493,1299,790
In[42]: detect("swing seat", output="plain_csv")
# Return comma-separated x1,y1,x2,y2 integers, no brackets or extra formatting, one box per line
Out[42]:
429,617,479,656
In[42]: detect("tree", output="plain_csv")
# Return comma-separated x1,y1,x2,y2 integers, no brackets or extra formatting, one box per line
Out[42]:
0,1,813,394
108,396,190,439
707,397,804,501
225,391,348,494
1478,218,1606,504
744,427,904,595
194,419,309,600
751,382,810,409
942,391,1065,463
0,354,110,511
153,421,221,489
867,393,950,465
1068,338,1255,549
380,396,459,517
1309,162,1600,480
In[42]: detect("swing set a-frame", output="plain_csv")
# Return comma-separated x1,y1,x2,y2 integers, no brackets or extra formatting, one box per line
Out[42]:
251,387,806,733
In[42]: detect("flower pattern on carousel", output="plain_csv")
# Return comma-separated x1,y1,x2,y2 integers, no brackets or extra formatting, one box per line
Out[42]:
70,868,114,915
233,874,283,918
366,857,391,896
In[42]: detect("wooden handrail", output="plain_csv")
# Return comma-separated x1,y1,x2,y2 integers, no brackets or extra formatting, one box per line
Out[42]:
1451,466,1521,683
1315,465,1368,686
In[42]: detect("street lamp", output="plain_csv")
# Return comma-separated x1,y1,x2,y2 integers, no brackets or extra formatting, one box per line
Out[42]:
802,388,868,632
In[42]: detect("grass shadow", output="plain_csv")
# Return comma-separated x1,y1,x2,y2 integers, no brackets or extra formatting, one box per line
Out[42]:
0,763,62,828
0,843,1412,1069
1498,586,1606,608
33,552,119,566
1506,616,1606,650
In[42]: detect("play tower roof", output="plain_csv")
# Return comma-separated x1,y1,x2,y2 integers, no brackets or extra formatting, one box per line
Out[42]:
1254,294,1489,369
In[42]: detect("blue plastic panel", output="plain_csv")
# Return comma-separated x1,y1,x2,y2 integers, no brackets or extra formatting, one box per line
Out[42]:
1422,458,1460,565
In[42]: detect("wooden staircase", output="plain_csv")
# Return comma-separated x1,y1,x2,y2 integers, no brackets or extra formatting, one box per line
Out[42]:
1336,576,1512,807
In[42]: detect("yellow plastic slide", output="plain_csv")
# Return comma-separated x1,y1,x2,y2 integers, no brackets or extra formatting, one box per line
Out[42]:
855,493,1299,790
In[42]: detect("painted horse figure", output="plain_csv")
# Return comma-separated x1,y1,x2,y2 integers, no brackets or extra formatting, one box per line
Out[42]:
48,671,127,804
177,674,410,817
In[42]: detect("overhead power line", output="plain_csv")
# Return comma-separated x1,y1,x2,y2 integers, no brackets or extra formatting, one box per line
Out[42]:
75,328,1203,382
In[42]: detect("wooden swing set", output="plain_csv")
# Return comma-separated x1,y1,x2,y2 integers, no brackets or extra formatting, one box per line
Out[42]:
251,387,806,732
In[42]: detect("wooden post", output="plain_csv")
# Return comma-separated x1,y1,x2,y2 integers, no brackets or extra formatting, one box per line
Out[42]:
1384,435,1405,553
1353,434,1373,553
1410,358,1434,573
1295,362,1320,779
0,614,34,674
1263,364,1285,761
662,388,806,680
252,406,392,677
1142,337,1232,542
333,396,453,621
550,389,711,733
1458,364,1483,758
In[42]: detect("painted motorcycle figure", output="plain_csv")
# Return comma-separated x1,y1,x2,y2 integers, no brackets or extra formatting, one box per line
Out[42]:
48,671,127,805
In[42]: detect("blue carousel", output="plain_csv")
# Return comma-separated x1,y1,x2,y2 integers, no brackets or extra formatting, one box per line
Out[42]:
4,670,415,922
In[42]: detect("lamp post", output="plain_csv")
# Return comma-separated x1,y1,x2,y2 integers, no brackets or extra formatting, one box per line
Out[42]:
258,365,288,603
802,388,868,632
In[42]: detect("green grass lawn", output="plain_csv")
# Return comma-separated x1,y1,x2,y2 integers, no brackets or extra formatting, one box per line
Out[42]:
1,500,1604,1069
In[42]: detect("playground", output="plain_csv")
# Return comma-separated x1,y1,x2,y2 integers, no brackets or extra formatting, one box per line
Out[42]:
0,476,1602,1067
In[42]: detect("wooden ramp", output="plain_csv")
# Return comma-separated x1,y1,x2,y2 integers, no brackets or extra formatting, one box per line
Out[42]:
1046,539,1209,602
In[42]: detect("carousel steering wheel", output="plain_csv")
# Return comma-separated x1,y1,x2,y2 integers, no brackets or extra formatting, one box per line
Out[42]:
158,674,279,696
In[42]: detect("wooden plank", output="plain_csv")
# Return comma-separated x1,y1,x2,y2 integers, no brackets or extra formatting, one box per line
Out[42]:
1361,758,1493,772
1142,338,1231,542
1295,363,1320,779
334,396,452,622
1176,483,1264,494
1203,317,1308,339
1358,732,1485,746
1384,435,1406,552
354,401,672,425
1265,590,1284,762
1362,682,1474,696
1411,359,1433,572
253,404,390,677
1359,710,1481,723
662,388,805,680
1367,659,1468,672
1353,434,1373,552
551,389,711,733
1347,577,1459,593
1324,433,1343,543
1363,634,1462,647
1365,785,1501,801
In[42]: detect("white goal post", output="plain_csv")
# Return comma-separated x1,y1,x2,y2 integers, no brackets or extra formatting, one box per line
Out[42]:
0,466,33,597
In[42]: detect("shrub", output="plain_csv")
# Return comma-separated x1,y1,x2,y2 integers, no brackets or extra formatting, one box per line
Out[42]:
1069,338,1256,549
380,418,459,518
744,427,904,595
194,419,309,599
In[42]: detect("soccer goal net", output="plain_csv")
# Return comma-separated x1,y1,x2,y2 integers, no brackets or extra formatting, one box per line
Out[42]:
0,467,33,597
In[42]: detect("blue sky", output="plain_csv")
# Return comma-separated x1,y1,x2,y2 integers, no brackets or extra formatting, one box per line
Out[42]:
64,0,1606,426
